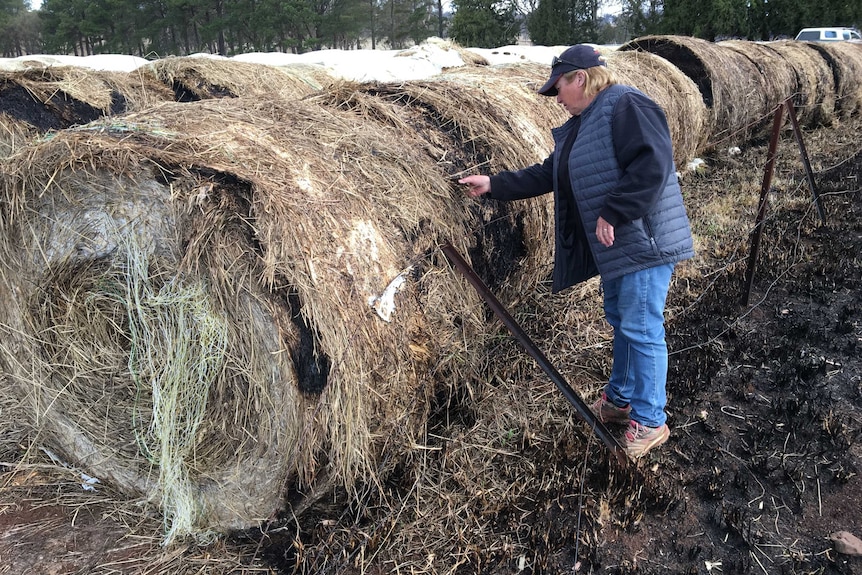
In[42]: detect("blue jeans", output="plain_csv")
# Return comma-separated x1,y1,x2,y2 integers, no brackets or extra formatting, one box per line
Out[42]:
602,263,675,428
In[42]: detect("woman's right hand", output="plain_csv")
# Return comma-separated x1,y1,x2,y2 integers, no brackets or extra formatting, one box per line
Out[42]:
458,175,491,197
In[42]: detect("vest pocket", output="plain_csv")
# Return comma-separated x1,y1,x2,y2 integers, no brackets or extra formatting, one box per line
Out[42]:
642,216,660,256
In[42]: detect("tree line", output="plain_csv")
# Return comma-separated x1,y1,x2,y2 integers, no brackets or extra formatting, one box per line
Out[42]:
1,0,860,58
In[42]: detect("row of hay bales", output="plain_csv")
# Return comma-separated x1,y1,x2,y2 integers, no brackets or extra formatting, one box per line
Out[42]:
3,38,862,161
618,36,862,146
1,37,861,541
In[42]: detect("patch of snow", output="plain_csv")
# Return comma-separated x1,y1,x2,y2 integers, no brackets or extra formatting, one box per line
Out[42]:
369,269,411,322
0,53,149,72
1,40,621,81
239,39,467,82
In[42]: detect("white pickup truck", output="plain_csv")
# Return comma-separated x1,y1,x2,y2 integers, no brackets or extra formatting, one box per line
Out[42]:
795,27,862,41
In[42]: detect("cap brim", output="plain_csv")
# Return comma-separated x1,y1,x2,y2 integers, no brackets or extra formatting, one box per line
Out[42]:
538,71,563,96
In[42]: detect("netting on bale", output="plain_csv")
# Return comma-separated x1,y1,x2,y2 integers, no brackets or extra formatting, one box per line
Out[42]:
313,63,568,297
143,56,335,101
603,49,707,166
764,41,836,127
0,95,496,543
804,41,862,118
619,35,772,147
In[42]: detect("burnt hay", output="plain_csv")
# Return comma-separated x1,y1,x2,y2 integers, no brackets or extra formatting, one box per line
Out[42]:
0,65,173,156
312,64,567,295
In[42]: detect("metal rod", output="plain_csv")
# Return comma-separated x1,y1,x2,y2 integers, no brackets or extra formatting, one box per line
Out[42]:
785,99,825,225
742,103,785,306
441,243,628,466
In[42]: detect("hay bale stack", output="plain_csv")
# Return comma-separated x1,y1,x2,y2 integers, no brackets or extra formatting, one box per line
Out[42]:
804,41,862,117
603,49,708,165
314,63,567,294
0,96,487,541
619,35,770,147
766,40,836,126
0,66,173,154
144,56,333,101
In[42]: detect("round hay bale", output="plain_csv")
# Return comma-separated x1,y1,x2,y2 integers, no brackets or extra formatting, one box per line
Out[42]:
717,40,797,120
619,35,770,147
766,40,836,126
603,49,708,166
144,56,334,101
803,41,862,117
434,62,567,165
0,96,486,541
314,64,566,295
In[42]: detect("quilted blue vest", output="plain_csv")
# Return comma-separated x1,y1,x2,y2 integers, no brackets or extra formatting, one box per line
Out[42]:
551,84,694,287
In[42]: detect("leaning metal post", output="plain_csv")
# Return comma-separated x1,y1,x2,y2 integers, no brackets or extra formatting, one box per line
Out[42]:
441,243,628,467
742,103,785,307
785,99,825,225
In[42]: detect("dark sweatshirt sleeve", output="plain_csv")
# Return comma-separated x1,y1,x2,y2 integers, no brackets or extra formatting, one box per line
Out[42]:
486,152,555,201
599,91,676,227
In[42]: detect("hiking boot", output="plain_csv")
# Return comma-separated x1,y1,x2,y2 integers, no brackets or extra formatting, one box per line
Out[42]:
623,420,670,459
590,392,631,425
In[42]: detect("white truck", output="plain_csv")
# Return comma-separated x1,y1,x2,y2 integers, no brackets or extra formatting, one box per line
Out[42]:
795,27,862,41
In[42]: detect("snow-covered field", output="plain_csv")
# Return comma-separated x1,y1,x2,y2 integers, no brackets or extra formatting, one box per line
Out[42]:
0,38,601,82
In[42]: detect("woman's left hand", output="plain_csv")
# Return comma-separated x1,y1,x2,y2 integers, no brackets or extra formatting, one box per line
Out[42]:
596,216,615,247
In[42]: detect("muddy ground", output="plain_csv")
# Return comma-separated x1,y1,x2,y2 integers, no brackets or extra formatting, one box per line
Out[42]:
1,113,861,574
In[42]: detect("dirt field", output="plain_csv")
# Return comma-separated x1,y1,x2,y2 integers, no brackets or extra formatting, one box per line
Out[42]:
1,111,861,574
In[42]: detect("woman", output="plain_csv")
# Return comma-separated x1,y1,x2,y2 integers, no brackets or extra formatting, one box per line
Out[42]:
459,44,694,459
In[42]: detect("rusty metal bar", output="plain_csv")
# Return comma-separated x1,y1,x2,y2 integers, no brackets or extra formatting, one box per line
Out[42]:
785,99,825,225
441,243,628,466
742,103,785,306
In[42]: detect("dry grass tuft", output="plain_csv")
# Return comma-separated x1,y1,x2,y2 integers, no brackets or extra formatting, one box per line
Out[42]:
408,37,491,68
0,114,37,158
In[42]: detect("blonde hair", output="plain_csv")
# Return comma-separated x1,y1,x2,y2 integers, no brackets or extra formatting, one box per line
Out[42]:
562,66,617,98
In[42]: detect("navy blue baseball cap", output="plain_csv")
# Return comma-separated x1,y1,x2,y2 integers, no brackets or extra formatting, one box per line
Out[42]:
538,45,607,96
